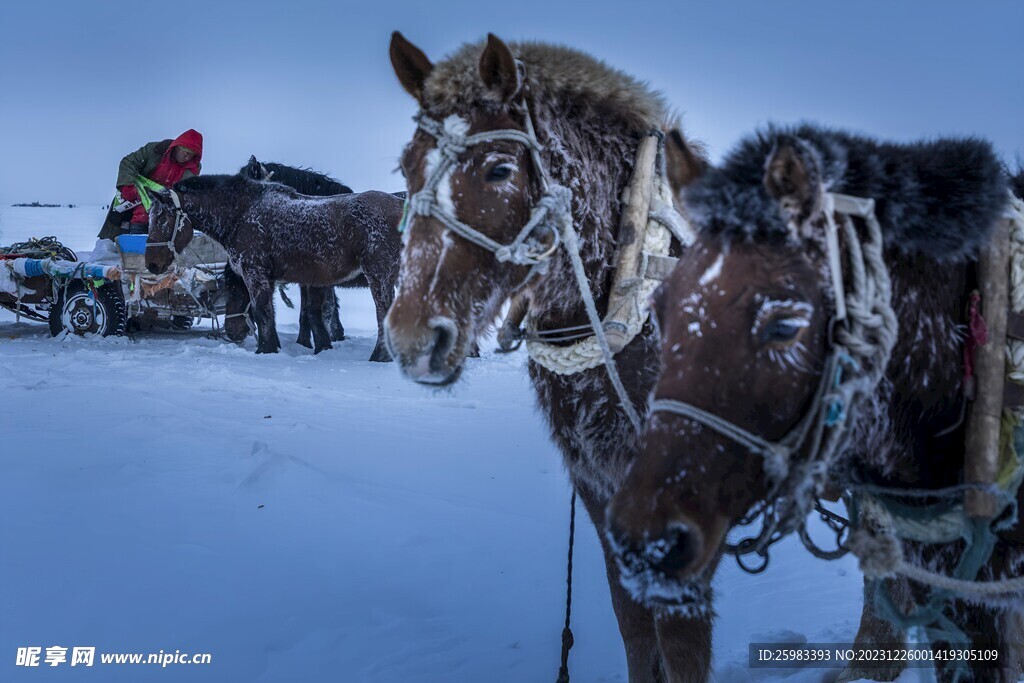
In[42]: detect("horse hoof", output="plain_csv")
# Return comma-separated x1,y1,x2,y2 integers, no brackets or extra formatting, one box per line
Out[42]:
369,348,392,362
313,342,333,355
296,338,313,349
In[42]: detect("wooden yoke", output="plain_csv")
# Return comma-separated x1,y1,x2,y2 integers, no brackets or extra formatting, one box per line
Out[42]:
964,218,1011,519
604,135,660,353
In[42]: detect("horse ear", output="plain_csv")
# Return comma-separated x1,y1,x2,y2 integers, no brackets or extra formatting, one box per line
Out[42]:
479,33,520,102
664,128,706,195
390,31,433,102
764,139,820,221
243,156,260,179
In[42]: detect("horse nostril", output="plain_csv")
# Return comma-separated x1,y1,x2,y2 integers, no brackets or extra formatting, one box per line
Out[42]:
147,262,160,274
651,523,702,578
427,317,458,371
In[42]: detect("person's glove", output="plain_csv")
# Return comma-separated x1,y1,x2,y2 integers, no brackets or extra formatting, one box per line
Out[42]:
119,184,140,203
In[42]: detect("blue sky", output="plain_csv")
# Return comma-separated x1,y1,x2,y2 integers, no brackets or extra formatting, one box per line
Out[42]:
0,0,1021,205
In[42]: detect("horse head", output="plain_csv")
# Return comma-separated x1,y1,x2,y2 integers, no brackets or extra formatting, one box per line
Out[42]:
384,32,561,385
146,188,196,274
241,155,273,182
607,134,842,611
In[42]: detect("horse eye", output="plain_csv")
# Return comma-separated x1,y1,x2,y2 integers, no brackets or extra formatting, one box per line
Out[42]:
485,164,514,182
760,317,807,344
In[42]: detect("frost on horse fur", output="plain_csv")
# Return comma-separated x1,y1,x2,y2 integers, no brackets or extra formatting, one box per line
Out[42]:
385,32,714,683
147,174,402,360
608,123,1020,682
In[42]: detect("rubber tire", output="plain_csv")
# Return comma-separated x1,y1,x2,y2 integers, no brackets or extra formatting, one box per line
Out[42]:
49,281,126,337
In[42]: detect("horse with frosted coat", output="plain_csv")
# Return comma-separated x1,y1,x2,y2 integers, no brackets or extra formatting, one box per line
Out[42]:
145,173,402,359
236,156,367,347
383,31,712,682
607,124,1024,681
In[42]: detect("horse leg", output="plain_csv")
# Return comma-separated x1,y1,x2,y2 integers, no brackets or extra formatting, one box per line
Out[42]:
324,287,345,341
998,606,1024,681
497,292,529,351
578,488,666,683
835,576,908,682
296,285,313,349
364,267,394,362
305,287,333,354
934,601,1023,683
246,275,280,354
654,613,713,683
222,265,251,342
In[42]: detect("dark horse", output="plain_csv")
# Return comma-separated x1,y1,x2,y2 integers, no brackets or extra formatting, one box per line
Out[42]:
236,156,359,347
384,33,709,681
146,173,402,359
607,125,1022,681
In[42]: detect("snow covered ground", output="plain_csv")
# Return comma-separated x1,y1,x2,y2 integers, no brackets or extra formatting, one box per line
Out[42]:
0,206,892,682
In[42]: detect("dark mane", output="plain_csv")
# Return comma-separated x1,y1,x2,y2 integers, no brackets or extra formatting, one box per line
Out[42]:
174,174,248,194
424,40,666,133
1012,167,1024,199
259,163,353,195
238,157,353,196
685,124,1008,262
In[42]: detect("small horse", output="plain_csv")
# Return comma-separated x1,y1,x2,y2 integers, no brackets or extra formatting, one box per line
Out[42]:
383,32,709,682
236,156,355,347
146,173,402,359
238,156,358,344
607,125,1021,681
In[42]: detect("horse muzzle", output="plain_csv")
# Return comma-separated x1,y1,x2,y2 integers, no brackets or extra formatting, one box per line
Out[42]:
385,315,465,386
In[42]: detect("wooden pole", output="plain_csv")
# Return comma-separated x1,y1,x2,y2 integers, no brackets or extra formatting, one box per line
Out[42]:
604,135,659,353
964,218,1011,519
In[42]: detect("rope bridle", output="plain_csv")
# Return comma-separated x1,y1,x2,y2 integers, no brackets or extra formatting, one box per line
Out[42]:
404,89,642,432
650,191,898,570
145,189,191,262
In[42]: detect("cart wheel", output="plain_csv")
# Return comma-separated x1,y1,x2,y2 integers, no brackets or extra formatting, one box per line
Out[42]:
49,281,126,337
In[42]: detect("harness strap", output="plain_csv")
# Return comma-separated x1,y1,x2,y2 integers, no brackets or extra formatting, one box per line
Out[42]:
650,399,785,461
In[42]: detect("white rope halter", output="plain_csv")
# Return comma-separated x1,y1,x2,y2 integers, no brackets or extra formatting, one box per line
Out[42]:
403,95,643,431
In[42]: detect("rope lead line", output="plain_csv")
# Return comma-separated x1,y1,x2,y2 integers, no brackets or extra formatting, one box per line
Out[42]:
556,490,576,683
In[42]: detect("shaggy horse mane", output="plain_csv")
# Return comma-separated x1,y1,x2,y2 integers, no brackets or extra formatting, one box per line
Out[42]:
253,162,353,196
685,124,1008,262
1011,167,1024,200
174,174,305,202
174,174,247,194
422,39,667,134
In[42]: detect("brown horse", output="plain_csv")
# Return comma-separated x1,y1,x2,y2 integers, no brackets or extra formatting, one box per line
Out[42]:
607,125,1022,681
384,32,708,682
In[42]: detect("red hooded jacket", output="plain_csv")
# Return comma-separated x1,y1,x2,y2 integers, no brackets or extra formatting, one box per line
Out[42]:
149,129,203,187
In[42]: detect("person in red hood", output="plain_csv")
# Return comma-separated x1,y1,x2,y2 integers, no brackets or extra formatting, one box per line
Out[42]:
98,129,204,239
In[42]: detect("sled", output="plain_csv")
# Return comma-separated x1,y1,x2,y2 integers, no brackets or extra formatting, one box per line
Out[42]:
0,233,232,338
